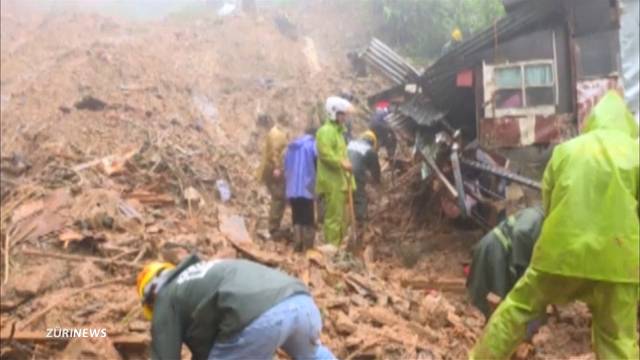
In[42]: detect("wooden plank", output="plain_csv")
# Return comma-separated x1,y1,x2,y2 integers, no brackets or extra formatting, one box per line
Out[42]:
228,241,282,267
21,249,143,270
400,276,467,293
344,273,377,300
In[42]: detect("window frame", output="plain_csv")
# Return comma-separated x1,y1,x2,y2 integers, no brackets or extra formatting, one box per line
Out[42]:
483,59,557,118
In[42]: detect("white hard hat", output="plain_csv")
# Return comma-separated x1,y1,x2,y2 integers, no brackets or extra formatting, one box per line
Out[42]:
325,96,353,121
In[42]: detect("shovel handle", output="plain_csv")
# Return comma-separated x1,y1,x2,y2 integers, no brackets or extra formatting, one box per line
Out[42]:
346,174,358,243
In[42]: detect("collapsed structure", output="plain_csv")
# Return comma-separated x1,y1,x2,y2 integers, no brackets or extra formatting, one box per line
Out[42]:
362,0,639,227
0,1,635,358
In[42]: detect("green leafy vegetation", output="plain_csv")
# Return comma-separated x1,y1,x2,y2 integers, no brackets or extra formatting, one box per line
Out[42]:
373,0,505,61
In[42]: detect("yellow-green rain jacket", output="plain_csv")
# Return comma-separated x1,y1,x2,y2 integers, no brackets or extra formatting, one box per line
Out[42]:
531,91,639,283
315,120,355,194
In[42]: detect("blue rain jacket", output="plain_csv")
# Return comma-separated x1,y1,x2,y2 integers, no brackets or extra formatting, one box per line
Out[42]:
284,135,317,200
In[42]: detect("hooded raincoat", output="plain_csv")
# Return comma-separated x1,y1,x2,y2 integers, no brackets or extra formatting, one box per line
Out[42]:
284,135,317,200
532,91,639,282
471,91,640,360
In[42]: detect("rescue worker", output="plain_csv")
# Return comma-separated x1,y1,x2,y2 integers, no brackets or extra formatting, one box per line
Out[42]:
256,116,288,237
466,206,544,319
347,130,381,224
338,91,357,141
369,102,397,158
470,91,640,359
138,254,335,360
441,27,463,55
284,127,318,252
451,27,463,43
316,96,355,246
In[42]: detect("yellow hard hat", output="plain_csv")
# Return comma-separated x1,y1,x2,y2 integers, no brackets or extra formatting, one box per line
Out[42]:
137,261,175,320
452,28,463,42
361,130,378,150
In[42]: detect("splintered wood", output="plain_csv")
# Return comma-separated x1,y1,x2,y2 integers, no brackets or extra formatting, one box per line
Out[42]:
0,2,594,359
401,275,467,293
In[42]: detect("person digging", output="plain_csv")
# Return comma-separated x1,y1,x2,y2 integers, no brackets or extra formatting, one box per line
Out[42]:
466,206,549,340
470,91,639,359
346,130,381,252
137,254,336,360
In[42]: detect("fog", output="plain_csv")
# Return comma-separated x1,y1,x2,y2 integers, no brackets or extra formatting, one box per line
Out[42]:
3,0,266,21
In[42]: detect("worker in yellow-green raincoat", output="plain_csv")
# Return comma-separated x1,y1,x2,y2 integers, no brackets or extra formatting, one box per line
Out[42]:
315,96,356,246
470,91,639,360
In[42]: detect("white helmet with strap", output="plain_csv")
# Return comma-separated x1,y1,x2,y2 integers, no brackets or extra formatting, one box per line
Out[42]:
325,96,353,121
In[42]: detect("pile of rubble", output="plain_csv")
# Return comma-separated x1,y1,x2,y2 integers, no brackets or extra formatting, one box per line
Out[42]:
0,1,596,359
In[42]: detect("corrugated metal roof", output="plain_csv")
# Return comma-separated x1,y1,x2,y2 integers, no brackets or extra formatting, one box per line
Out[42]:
397,96,446,127
361,38,420,85
387,113,417,134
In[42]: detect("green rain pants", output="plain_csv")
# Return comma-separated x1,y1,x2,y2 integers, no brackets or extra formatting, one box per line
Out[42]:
470,267,639,360
322,190,347,246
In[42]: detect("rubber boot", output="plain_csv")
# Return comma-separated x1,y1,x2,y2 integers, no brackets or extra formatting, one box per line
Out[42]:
293,225,304,252
302,226,316,251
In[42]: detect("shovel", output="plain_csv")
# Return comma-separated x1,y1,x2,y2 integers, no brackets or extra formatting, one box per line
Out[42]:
345,174,359,252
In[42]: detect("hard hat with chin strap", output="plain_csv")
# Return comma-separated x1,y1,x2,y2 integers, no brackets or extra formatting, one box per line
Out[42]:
361,130,378,150
137,261,175,320
452,27,463,42
325,96,354,121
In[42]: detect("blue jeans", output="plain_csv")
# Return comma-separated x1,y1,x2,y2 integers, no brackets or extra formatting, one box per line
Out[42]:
208,294,335,360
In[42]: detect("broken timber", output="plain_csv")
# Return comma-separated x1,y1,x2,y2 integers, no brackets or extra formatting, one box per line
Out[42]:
17,276,133,330
21,249,143,269
400,276,467,293
227,241,282,267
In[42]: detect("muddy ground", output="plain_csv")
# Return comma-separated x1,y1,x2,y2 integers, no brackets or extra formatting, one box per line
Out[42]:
0,1,594,359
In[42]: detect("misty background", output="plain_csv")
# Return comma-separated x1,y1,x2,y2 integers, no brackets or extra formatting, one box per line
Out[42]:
3,0,506,60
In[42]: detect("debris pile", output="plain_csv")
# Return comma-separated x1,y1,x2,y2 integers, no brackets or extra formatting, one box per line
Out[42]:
0,1,596,359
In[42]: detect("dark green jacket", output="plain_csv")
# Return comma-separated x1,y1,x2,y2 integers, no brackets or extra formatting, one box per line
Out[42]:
347,139,381,186
466,207,544,318
150,255,309,360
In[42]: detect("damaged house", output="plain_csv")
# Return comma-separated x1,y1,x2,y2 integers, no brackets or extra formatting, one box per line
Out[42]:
363,0,638,225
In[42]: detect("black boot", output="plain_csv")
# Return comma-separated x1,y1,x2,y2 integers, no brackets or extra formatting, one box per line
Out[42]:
302,226,316,251
293,225,304,252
